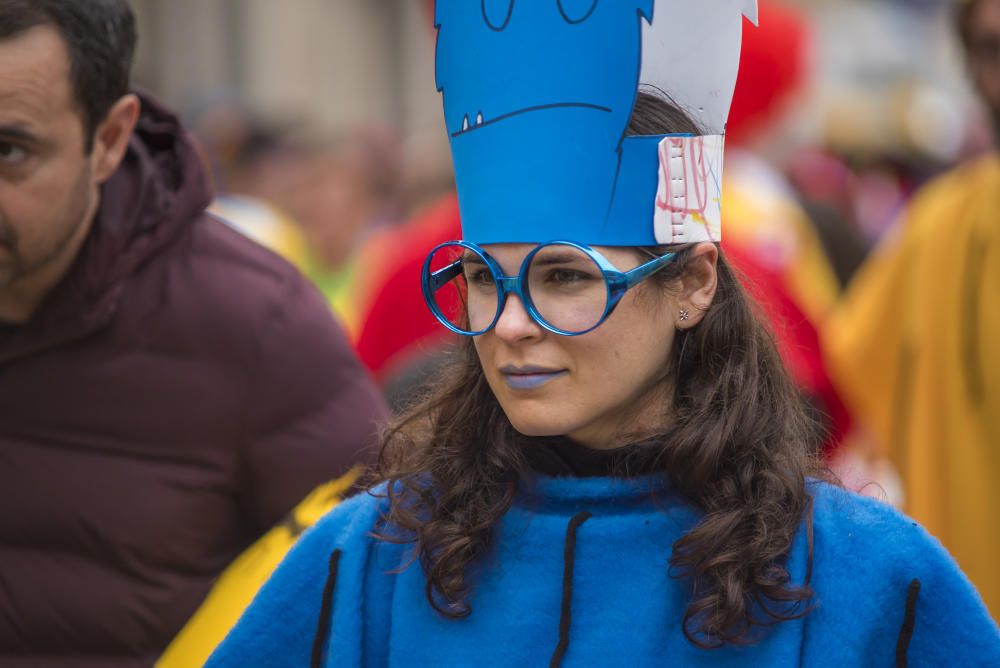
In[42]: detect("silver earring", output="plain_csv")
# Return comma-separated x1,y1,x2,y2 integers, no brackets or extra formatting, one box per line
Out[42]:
679,309,690,322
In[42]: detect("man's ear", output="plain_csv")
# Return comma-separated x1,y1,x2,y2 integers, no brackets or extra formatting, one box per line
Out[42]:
676,242,719,329
91,93,141,184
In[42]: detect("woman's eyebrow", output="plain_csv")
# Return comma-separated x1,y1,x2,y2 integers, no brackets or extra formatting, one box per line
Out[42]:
530,253,588,267
461,252,486,265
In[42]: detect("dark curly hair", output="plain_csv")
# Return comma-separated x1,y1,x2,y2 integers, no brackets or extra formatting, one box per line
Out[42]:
373,92,827,648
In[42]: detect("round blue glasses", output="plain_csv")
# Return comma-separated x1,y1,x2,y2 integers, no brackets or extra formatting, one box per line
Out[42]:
421,240,677,337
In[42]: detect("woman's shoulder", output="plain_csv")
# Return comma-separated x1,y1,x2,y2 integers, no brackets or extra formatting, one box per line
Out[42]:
809,481,921,540
807,480,962,580
804,481,999,663
808,481,942,554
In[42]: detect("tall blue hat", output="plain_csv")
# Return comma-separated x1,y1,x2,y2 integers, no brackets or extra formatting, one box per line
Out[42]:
435,0,758,246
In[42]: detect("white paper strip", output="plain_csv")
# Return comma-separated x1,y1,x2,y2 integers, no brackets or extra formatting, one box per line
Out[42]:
653,134,726,244
641,0,758,135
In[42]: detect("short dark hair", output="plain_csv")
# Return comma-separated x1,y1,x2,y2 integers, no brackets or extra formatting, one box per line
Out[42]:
0,0,137,151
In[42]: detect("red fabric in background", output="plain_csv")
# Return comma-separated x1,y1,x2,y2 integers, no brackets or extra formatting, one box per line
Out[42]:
724,242,850,452
355,194,461,381
728,0,811,146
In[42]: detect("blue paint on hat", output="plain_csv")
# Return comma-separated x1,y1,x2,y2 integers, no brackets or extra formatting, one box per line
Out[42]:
435,0,661,245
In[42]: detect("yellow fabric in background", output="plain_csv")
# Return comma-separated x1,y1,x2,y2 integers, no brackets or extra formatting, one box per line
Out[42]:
723,158,841,325
825,153,1000,619
209,196,312,272
157,468,363,668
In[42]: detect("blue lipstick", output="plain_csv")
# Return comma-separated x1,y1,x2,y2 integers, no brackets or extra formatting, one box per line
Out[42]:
500,365,568,390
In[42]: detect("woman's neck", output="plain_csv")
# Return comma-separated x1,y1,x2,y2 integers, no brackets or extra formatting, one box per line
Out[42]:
522,436,661,478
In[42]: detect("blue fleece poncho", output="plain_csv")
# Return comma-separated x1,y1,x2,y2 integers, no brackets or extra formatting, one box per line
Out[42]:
207,476,1000,667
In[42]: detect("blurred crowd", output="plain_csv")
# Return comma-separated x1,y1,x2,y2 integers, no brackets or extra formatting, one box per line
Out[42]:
2,0,997,664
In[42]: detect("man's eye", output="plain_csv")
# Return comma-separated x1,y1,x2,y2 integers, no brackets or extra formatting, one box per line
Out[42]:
0,142,28,165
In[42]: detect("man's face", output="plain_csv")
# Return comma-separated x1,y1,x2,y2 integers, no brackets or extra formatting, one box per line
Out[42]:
967,0,1000,130
0,25,98,289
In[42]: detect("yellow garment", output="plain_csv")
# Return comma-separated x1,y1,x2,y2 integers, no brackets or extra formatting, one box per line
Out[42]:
157,468,363,668
209,195,312,272
825,153,1000,619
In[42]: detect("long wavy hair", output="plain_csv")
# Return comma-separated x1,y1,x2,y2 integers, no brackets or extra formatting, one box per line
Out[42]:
373,92,826,648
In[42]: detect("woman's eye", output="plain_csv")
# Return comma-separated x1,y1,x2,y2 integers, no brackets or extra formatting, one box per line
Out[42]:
466,267,496,287
0,142,27,165
548,268,593,285
482,0,515,31
557,0,599,24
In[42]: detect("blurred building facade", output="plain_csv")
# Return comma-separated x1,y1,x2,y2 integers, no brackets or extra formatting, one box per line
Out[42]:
129,0,443,138
127,1,976,164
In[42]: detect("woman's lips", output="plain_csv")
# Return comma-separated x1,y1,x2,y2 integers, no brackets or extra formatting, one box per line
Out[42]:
499,366,568,390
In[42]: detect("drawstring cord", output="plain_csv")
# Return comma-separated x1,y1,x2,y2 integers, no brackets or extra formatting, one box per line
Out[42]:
311,549,343,668
550,511,593,667
895,579,921,668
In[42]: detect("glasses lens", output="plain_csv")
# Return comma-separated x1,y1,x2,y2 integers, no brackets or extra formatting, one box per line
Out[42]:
526,243,609,334
426,244,499,334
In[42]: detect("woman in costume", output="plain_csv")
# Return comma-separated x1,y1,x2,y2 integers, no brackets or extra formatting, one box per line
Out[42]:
208,2,999,666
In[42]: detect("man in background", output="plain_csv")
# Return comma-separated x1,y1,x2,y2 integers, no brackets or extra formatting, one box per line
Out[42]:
0,1,387,664
825,0,1000,618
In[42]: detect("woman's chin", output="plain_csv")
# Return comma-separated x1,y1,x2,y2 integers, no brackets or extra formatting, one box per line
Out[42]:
506,415,574,439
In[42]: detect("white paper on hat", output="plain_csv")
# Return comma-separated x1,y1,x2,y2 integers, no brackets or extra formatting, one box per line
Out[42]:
640,0,758,243
653,134,726,244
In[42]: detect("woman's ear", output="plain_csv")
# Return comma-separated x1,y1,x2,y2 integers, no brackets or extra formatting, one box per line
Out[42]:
676,242,718,329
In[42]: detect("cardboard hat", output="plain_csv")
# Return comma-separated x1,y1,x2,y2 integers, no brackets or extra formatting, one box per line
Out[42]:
435,0,758,246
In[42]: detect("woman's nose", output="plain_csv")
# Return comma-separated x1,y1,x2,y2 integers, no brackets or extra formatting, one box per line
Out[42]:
493,293,544,342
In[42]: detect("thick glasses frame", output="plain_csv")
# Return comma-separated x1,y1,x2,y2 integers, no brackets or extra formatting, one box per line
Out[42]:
422,240,677,337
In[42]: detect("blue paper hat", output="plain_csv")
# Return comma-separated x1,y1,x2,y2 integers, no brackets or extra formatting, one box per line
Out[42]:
435,0,758,246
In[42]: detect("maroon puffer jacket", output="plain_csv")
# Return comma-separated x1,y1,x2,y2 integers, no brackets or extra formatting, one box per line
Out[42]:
0,94,387,667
